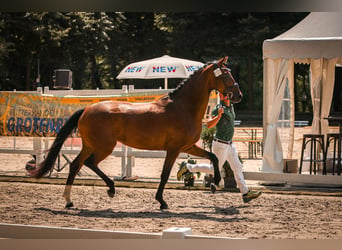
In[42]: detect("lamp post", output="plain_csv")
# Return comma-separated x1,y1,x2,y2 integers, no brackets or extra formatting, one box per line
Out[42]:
36,55,41,87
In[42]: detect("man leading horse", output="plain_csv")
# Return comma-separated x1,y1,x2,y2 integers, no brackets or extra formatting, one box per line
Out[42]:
177,92,262,203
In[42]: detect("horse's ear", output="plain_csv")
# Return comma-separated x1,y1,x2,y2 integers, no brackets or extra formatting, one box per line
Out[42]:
218,56,229,65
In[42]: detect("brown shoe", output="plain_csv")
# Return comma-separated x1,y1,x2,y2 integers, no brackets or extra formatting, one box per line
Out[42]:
243,190,262,203
177,161,189,180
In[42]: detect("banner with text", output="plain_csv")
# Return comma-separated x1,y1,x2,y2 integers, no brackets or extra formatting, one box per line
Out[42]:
0,92,165,137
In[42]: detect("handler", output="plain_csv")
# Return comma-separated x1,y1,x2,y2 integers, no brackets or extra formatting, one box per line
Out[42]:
177,93,261,203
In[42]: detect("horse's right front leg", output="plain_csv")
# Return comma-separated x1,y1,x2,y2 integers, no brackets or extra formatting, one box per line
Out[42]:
156,150,179,209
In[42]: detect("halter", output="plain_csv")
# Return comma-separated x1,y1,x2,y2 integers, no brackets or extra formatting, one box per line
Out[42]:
212,63,239,98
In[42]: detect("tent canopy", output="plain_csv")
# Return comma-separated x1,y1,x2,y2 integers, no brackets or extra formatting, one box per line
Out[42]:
264,12,342,60
262,12,342,173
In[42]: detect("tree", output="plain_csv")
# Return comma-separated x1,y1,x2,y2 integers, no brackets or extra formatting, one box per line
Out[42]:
0,12,309,115
61,12,113,89
0,13,43,90
156,12,307,110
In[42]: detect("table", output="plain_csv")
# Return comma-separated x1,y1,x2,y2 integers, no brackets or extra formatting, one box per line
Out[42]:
234,127,263,159
324,116,342,175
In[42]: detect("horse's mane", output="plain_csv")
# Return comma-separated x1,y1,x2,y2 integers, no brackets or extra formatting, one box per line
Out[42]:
168,62,212,100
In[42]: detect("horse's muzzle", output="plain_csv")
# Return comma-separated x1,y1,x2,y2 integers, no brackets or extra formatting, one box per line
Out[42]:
224,82,243,104
231,93,243,103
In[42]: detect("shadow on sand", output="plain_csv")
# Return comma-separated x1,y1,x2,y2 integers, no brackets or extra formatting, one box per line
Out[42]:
35,204,254,223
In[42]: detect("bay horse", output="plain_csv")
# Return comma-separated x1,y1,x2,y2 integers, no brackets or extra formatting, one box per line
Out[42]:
30,56,242,209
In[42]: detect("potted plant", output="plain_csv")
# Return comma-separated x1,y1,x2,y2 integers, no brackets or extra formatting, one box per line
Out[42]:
177,156,201,187
200,126,216,151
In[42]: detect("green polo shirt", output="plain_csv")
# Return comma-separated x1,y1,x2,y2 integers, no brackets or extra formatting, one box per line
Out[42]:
211,101,235,142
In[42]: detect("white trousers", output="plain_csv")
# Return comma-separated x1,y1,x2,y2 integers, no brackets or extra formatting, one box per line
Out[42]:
187,140,249,194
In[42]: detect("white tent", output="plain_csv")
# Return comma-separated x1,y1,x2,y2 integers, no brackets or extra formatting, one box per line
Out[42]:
262,12,342,173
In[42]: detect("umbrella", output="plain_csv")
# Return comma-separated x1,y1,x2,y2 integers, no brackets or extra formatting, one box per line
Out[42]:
116,55,204,89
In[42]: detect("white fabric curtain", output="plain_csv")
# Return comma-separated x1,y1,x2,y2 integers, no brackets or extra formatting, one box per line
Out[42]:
310,59,323,134
287,62,295,159
262,58,290,173
310,58,338,136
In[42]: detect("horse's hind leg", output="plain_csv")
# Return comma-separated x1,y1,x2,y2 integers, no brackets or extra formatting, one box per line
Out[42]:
184,144,221,185
63,148,91,208
84,153,115,198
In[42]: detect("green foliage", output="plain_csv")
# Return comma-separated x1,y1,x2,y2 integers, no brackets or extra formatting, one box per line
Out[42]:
0,12,308,112
200,125,216,151
294,63,312,113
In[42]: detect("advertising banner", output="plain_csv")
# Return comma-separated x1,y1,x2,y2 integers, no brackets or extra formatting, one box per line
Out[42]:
0,91,164,137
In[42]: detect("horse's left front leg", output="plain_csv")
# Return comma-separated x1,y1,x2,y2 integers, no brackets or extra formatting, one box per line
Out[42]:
184,144,221,186
156,150,179,209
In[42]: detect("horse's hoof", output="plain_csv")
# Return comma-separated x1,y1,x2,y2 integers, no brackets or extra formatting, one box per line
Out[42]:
160,203,169,210
214,178,221,186
210,183,217,194
107,189,115,198
65,202,74,208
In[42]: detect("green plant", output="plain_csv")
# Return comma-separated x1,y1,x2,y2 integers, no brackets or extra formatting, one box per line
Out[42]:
200,126,216,151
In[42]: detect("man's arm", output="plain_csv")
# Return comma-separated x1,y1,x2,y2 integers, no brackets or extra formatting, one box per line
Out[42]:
206,107,224,128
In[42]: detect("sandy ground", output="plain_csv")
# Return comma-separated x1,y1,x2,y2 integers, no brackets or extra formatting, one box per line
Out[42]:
0,126,341,239
0,182,341,239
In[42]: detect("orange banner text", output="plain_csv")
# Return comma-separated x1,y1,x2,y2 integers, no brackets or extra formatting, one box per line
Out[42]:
0,91,165,137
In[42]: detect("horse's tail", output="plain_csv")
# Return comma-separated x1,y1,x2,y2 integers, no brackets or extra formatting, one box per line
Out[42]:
30,108,85,178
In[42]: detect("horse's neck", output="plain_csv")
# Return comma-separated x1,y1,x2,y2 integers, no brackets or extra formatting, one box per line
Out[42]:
172,74,212,119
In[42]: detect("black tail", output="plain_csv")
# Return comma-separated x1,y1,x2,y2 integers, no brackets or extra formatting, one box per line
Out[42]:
31,108,85,178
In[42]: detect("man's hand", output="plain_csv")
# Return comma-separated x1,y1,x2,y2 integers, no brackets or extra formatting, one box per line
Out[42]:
218,107,224,117
207,107,224,128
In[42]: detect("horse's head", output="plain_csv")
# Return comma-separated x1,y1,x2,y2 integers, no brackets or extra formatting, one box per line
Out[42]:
210,56,243,104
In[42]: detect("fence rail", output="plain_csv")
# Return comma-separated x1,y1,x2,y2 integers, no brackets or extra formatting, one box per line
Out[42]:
0,136,205,178
0,132,264,178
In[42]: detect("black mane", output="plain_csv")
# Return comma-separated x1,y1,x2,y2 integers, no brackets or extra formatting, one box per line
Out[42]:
168,62,212,99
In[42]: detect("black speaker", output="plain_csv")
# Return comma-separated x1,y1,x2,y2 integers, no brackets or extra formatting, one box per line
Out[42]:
53,69,72,89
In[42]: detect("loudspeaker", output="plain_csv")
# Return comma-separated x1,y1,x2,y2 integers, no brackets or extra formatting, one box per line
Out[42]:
53,69,72,89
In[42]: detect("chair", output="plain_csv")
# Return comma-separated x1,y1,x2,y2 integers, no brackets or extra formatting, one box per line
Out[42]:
324,133,341,175
299,134,326,175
